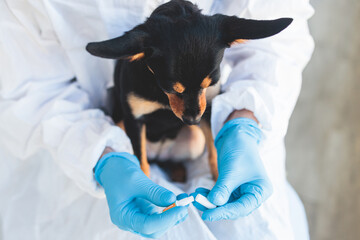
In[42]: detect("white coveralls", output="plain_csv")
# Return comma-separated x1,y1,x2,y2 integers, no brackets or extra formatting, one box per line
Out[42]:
0,0,314,239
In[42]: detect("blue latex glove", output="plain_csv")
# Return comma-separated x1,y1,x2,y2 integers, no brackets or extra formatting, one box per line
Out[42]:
94,152,188,238
196,118,273,221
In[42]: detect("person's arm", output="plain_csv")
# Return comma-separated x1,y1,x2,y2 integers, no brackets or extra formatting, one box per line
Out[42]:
0,2,132,198
226,109,258,123
211,0,315,138
196,0,315,220
0,5,188,236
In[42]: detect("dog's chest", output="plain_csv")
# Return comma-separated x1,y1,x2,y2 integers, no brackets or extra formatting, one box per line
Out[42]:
127,93,170,119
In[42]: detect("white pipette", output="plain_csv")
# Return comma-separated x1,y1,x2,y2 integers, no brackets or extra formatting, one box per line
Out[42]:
163,194,217,212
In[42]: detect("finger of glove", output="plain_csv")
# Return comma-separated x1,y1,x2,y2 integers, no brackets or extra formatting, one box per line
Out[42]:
192,201,208,212
135,198,159,215
240,180,273,200
202,184,268,221
190,188,210,211
138,179,176,207
130,206,188,235
194,187,210,195
207,174,238,206
177,193,189,200
137,194,189,215
143,213,188,239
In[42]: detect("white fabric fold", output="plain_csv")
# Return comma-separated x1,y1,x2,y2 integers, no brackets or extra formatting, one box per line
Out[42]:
0,0,314,239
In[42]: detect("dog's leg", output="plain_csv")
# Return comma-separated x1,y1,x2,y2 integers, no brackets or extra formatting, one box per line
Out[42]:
200,120,218,180
123,118,150,177
117,121,151,174
116,120,125,131
139,124,150,176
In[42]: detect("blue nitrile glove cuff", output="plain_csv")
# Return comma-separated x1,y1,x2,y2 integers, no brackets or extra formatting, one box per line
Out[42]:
215,117,262,147
94,152,140,186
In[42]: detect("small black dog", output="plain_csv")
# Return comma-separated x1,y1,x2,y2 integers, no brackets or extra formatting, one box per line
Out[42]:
86,0,292,178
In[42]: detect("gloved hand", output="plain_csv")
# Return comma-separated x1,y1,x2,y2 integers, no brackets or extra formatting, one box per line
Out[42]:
196,118,273,221
94,152,188,238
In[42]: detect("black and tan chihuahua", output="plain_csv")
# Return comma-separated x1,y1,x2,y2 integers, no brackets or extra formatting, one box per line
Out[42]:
86,0,292,179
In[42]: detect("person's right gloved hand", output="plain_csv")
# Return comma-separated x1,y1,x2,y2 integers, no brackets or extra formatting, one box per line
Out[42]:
191,118,273,221
94,152,188,238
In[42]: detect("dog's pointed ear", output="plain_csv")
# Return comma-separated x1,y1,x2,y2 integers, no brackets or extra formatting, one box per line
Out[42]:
86,30,149,60
217,15,293,46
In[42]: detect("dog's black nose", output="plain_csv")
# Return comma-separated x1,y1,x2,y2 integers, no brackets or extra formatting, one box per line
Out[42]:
182,116,200,125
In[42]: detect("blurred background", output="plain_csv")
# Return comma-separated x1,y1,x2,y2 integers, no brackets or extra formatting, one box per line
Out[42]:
286,1,360,240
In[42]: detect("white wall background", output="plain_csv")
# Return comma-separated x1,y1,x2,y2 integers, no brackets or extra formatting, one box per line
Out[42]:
286,1,360,240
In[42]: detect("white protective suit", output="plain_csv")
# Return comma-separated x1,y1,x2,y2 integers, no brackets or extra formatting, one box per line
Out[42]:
0,0,314,239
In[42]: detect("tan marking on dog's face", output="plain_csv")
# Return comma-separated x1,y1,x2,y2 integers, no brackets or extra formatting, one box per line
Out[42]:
198,89,207,118
230,39,248,46
173,82,185,94
128,52,145,62
128,93,167,118
201,76,212,89
165,93,185,120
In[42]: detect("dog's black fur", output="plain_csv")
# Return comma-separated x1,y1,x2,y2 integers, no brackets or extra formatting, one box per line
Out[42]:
86,0,292,177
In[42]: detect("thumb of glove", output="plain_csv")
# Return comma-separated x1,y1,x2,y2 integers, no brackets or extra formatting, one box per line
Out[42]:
140,179,176,207
207,175,238,206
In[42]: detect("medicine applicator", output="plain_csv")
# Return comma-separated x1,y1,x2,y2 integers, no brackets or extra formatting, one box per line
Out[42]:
163,194,217,212
163,196,195,212
194,194,217,209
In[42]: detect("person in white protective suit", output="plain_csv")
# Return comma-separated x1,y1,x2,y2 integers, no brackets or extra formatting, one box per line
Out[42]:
0,0,314,239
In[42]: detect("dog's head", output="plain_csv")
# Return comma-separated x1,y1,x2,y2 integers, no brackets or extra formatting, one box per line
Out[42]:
86,0,292,125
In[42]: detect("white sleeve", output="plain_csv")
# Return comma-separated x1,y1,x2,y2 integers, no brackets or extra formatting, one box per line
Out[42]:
0,2,132,198
210,0,315,139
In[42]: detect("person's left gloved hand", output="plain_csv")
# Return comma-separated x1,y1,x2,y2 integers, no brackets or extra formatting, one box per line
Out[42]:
193,118,273,221
94,152,188,238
